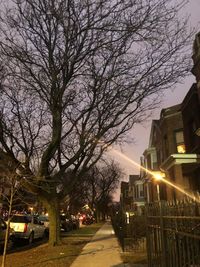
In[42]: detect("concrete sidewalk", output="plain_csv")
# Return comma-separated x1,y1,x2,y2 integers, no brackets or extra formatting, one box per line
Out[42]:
69,221,146,267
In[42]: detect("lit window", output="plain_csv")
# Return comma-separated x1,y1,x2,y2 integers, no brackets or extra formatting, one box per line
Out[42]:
175,131,185,153
177,144,186,153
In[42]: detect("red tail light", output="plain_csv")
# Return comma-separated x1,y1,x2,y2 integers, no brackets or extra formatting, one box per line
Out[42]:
24,224,28,233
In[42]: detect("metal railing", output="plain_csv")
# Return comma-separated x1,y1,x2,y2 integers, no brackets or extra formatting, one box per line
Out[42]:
112,212,146,252
146,200,200,267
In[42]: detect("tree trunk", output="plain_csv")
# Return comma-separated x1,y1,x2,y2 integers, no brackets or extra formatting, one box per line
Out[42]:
45,197,61,246
96,209,100,223
1,219,10,267
102,212,106,222
2,188,14,267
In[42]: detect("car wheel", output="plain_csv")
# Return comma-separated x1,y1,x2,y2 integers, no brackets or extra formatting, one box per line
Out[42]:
28,232,34,244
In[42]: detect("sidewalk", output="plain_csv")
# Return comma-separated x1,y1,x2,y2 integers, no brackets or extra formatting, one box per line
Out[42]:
69,221,146,267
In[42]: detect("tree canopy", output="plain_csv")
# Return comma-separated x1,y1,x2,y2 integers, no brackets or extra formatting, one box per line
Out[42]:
0,0,193,245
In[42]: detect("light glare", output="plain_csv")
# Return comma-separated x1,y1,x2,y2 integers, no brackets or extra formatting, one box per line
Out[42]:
110,147,200,203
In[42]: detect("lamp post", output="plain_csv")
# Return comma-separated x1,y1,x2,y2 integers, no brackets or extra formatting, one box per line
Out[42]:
153,172,167,267
156,184,160,202
153,172,164,202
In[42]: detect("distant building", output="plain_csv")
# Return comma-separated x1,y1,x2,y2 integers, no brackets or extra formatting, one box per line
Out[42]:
129,175,145,214
120,181,130,212
120,174,145,216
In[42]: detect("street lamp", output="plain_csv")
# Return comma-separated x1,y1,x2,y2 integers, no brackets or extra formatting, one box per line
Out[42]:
29,207,34,214
153,172,164,202
156,184,161,201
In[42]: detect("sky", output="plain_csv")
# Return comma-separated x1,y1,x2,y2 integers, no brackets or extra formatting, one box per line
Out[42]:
111,0,200,199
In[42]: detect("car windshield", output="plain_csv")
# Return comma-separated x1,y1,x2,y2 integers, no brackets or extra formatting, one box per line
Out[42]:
10,215,32,223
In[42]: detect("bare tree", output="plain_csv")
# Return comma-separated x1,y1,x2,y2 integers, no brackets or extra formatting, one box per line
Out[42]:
0,0,193,245
67,161,123,220
85,161,123,221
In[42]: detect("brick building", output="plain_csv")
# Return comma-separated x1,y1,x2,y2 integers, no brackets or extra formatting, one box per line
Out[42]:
142,32,200,202
161,33,200,199
142,104,186,202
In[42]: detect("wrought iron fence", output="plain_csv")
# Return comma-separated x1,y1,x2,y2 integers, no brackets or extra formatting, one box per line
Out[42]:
146,200,200,267
112,212,146,252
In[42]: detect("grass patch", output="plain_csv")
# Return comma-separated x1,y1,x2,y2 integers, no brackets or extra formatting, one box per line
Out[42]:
66,222,104,236
0,223,103,267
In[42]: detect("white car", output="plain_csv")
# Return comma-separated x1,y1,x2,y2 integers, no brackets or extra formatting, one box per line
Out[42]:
37,215,49,233
9,214,46,244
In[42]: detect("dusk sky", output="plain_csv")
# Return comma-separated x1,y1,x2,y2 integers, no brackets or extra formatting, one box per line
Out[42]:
111,0,200,199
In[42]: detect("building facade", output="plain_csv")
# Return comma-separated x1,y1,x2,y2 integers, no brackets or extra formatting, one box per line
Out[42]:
142,32,200,202
142,104,187,202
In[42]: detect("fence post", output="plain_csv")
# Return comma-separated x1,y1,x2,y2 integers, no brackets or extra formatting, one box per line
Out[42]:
145,204,152,267
160,201,167,267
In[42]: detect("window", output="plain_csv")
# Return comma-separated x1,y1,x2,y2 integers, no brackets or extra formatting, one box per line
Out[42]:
147,154,151,169
135,184,144,198
11,215,32,223
152,151,158,169
175,130,186,153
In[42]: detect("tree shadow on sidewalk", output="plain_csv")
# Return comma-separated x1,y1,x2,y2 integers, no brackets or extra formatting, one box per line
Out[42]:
90,235,114,243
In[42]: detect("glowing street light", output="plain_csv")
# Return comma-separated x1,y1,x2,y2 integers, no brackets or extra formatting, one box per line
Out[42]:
154,174,162,201
29,207,34,214
153,171,165,181
152,172,165,202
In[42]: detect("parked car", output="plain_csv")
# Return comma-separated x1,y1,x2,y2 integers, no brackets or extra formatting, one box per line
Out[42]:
82,214,95,225
0,217,15,249
37,215,49,235
60,214,73,232
37,213,79,233
9,214,46,244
